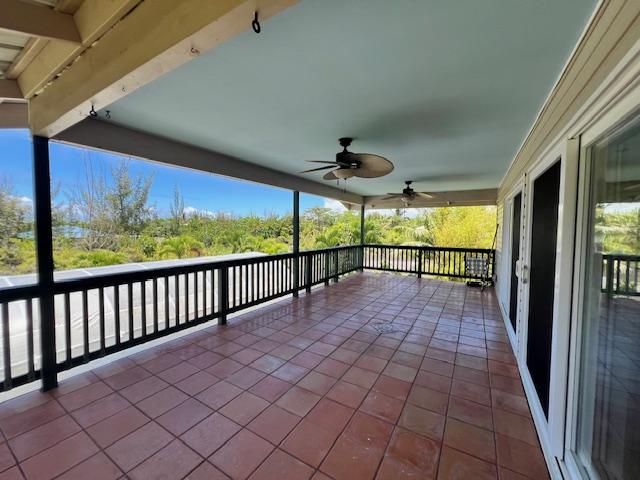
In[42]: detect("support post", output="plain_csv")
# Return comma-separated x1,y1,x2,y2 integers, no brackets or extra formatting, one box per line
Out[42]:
218,267,228,325
333,250,339,283
417,248,423,278
324,253,330,286
292,191,300,297
359,204,365,271
605,256,614,299
32,136,57,391
305,254,312,293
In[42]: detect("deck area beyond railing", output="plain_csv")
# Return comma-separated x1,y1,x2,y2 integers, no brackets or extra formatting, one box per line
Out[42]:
0,244,495,393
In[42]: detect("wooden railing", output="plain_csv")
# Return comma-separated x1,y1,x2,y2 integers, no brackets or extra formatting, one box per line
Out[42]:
0,244,491,392
363,244,495,280
602,254,640,296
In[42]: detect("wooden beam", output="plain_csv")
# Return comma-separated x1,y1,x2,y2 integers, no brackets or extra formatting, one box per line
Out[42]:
0,103,28,128
17,0,141,98
54,119,364,206
5,0,85,80
0,79,23,100
28,0,299,137
0,0,80,44
365,189,498,209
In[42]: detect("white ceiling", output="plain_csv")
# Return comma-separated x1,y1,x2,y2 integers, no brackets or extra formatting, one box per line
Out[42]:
104,0,597,197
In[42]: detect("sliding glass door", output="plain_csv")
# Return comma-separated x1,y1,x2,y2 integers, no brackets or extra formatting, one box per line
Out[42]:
572,117,640,479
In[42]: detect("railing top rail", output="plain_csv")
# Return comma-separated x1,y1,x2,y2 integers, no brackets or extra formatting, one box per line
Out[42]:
36,245,362,295
363,244,495,254
0,284,39,303
602,253,640,261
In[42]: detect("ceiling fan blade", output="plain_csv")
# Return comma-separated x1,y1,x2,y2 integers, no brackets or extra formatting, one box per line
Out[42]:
301,165,336,173
306,160,341,165
351,153,394,178
416,192,434,199
323,170,339,181
381,195,400,200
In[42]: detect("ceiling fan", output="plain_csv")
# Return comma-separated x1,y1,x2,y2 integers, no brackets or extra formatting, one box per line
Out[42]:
381,181,433,205
301,137,394,180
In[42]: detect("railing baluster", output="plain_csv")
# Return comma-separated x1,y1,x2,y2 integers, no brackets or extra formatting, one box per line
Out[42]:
99,287,106,355
324,253,330,286
203,271,208,316
127,283,134,341
153,278,159,333
231,267,236,309
164,276,169,330
26,299,34,380
244,264,248,304
211,268,220,314
185,273,190,322
625,259,630,293
2,303,11,390
82,290,89,359
141,281,147,337
175,274,180,326
114,286,121,345
64,292,72,363
194,271,199,319
219,267,228,325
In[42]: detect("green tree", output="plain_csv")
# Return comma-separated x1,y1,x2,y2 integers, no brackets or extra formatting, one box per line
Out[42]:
158,235,204,259
0,178,29,249
169,184,185,235
427,207,496,248
107,161,154,235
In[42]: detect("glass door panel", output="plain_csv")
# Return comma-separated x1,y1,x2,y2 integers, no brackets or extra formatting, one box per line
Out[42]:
527,160,561,417
574,117,640,479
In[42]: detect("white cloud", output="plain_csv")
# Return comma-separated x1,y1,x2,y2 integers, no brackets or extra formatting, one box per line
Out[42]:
323,198,347,212
16,196,32,206
184,206,215,217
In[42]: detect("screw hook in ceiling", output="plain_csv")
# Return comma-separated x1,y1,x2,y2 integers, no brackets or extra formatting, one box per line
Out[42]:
105,110,111,120
89,105,97,118
252,11,261,33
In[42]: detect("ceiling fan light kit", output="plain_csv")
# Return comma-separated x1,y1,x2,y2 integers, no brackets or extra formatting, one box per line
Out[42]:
333,168,357,179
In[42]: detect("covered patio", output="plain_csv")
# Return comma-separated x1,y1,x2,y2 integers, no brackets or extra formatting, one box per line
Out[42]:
0,273,545,480
3,0,638,478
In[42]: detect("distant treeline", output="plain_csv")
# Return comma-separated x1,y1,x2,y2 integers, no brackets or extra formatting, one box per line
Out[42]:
0,160,499,274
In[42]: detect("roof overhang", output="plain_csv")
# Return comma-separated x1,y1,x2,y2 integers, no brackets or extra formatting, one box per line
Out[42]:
54,118,364,205
364,188,497,209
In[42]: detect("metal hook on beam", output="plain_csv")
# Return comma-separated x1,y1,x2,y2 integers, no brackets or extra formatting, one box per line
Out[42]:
252,11,261,33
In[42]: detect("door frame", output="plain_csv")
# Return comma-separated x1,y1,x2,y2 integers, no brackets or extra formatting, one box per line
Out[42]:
500,181,526,349
563,111,640,479
517,137,580,460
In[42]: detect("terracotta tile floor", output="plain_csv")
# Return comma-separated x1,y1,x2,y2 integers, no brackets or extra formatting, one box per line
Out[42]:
0,272,550,480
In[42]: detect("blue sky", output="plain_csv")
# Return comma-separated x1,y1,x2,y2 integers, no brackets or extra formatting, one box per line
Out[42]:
0,129,328,216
